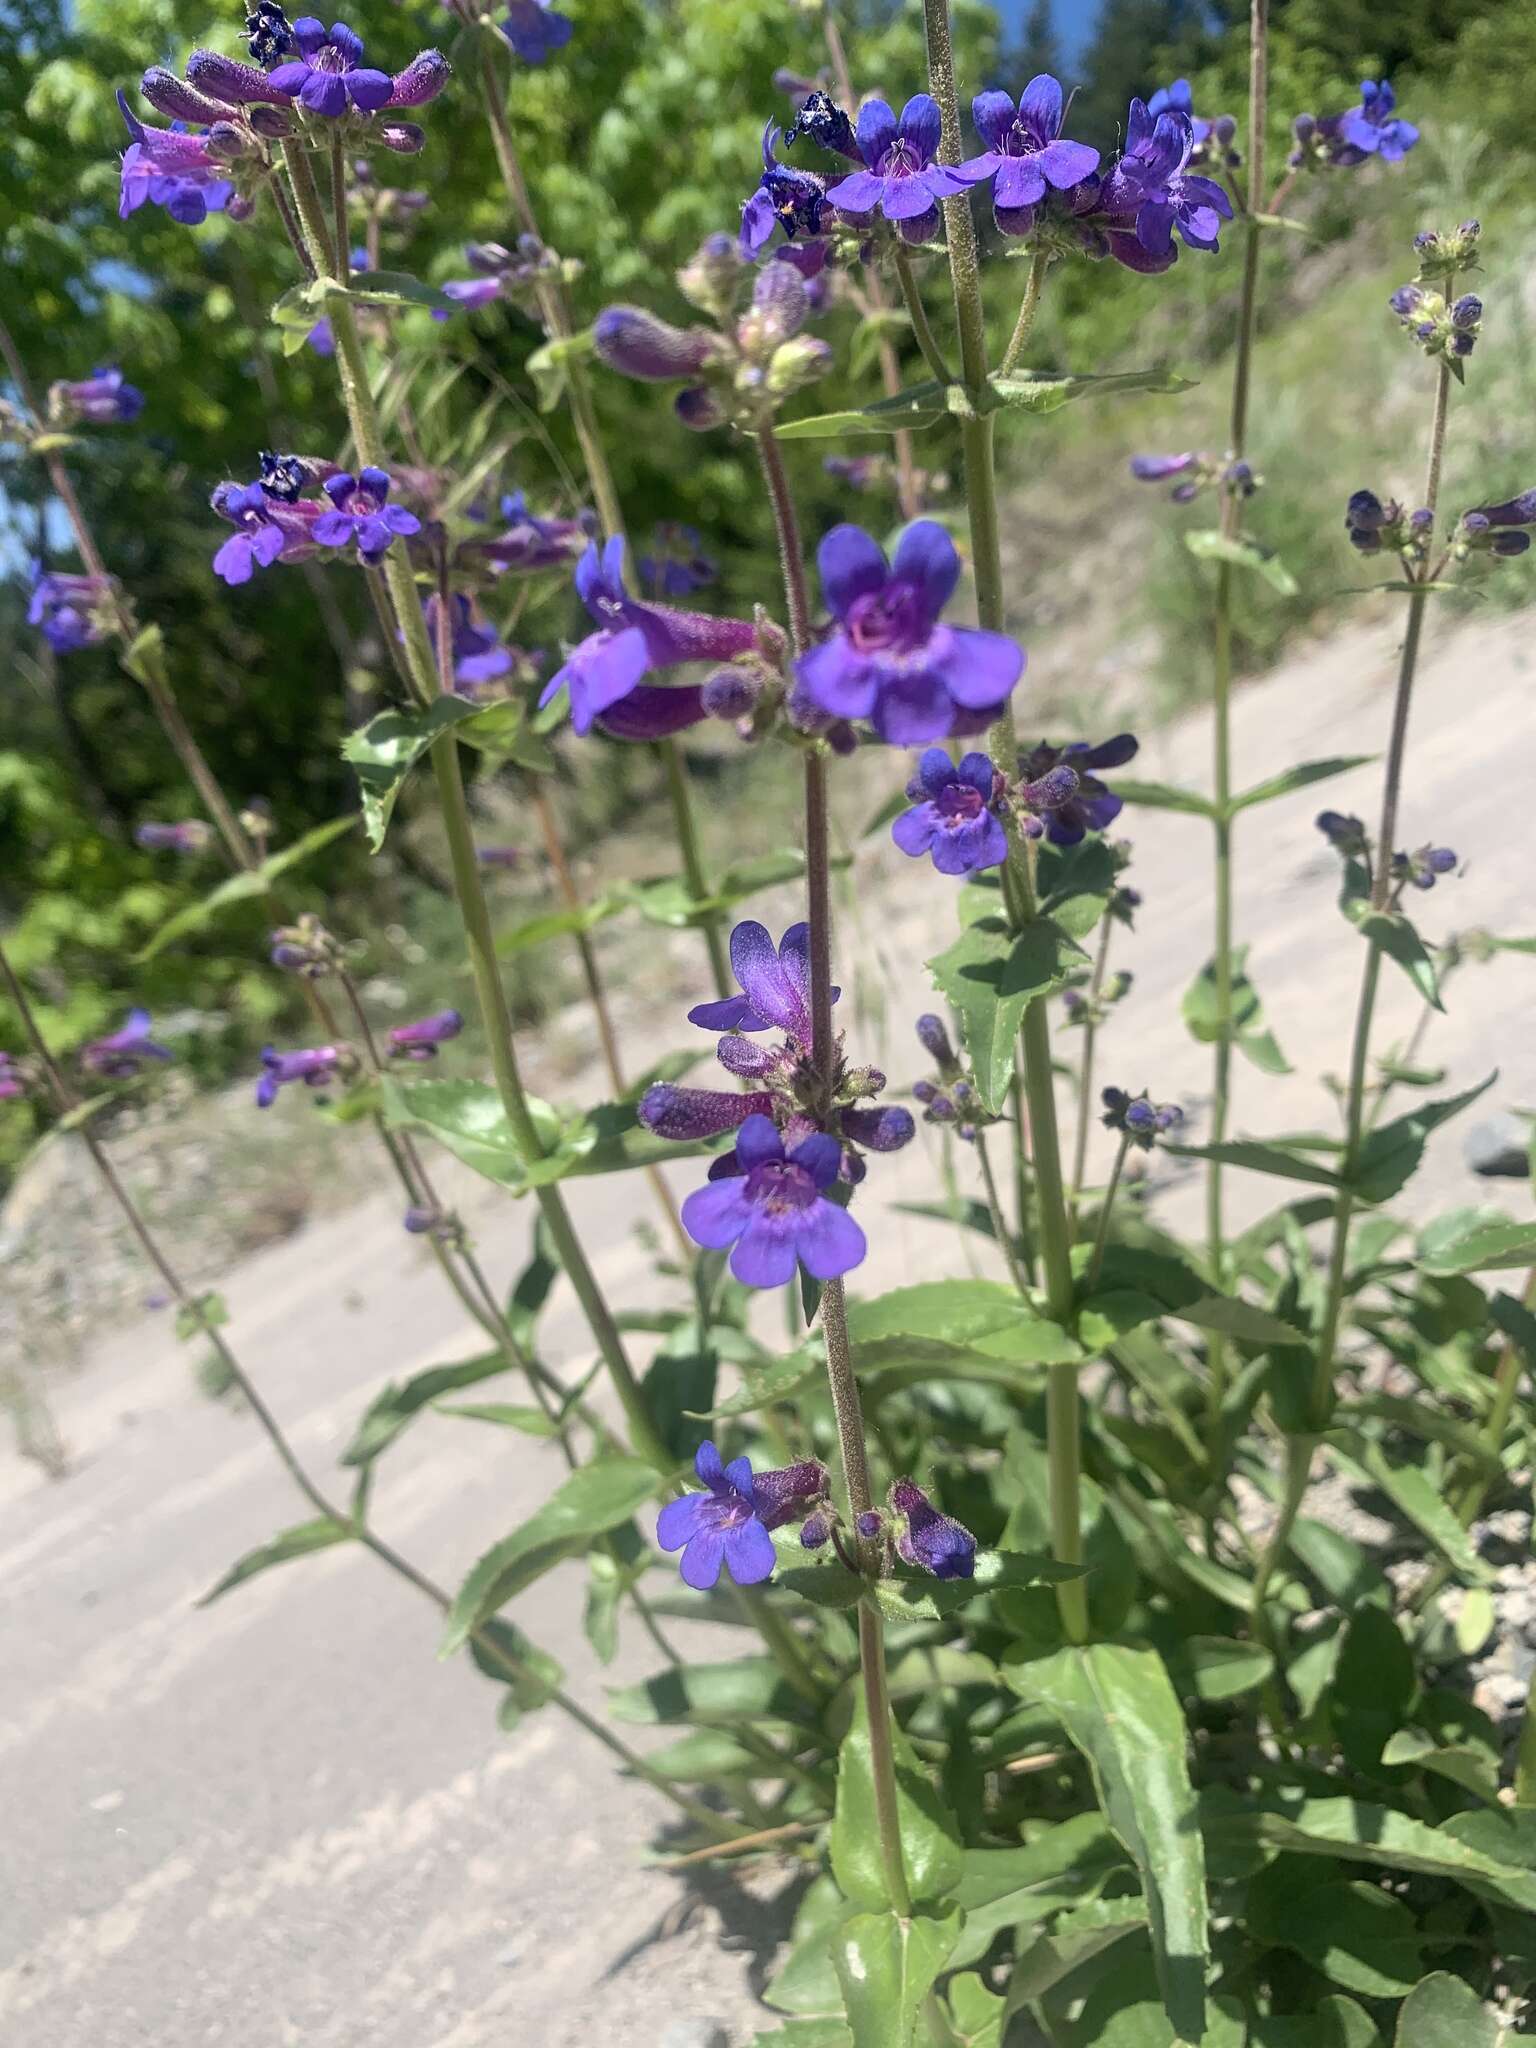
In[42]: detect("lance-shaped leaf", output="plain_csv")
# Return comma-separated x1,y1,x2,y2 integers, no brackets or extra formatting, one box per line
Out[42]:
775,379,950,440
1005,1894,1148,2008
607,1656,815,1726
1416,1208,1536,1276
831,1910,962,2048
334,268,460,314
440,1456,660,1654
1002,1642,1208,2044
1182,947,1291,1075
1114,778,1218,817
1348,901,1443,1010
1228,756,1373,816
1167,1137,1344,1189
495,895,627,958
987,365,1196,414
341,1350,511,1467
928,914,1086,1113
1351,1074,1496,1203
197,1515,353,1605
1185,527,1299,594
344,699,482,851
134,815,358,962
831,1683,964,1910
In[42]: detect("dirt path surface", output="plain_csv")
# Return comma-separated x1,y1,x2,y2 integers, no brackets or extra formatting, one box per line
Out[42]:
4,603,1534,2047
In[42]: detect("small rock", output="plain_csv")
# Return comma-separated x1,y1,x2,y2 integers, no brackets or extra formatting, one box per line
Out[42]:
1465,1115,1532,1178
659,2022,730,2048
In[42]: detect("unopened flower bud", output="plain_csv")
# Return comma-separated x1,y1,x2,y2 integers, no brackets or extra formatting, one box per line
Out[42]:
841,1104,915,1153
185,48,289,106
1291,112,1315,142
750,260,811,342
387,50,450,108
766,336,833,398
1213,113,1237,146
701,663,763,720
248,103,293,137
379,121,426,154
206,121,250,164
594,306,717,383
676,232,744,318
915,1013,954,1066
139,65,229,125
675,385,724,432
855,1509,883,1540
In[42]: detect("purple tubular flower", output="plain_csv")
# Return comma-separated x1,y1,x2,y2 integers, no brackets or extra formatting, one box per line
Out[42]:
500,0,574,65
1323,80,1419,165
387,50,449,108
751,1457,831,1530
840,1104,916,1153
796,522,1024,746
915,1013,955,1068
138,65,231,126
1102,1085,1183,1147
592,684,709,740
955,77,1100,235
1131,451,1197,481
52,366,145,425
135,820,214,854
686,920,834,1042
255,1044,341,1107
593,307,718,383
656,1441,776,1590
680,1115,865,1288
826,94,968,244
892,748,1008,876
184,49,293,107
312,468,421,563
640,524,716,599
1465,490,1536,529
81,1008,174,1079
211,477,327,583
639,1083,776,1141
1018,735,1138,845
476,844,521,869
424,592,513,691
115,92,235,225
468,490,586,576
266,18,393,116
1103,98,1232,266
890,1478,976,1580
28,567,114,652
537,536,755,737
1316,810,1369,855
741,122,830,257
386,1009,463,1059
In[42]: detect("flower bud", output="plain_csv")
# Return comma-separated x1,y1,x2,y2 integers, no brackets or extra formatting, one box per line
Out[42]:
185,48,290,106
915,1013,954,1067
139,65,229,125
841,1104,915,1153
1291,112,1315,142
766,336,833,398
701,663,762,720
379,121,426,154
387,50,450,108
248,103,293,137
206,121,251,164
594,306,717,383
751,259,810,342
676,232,744,318
675,385,724,432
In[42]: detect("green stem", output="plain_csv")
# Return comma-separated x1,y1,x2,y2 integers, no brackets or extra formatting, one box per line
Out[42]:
1046,1360,1086,1638
1068,913,1115,1214
974,1130,1029,1294
661,736,731,999
328,133,350,288
1084,1133,1131,1295
892,245,953,386
1516,1667,1536,1808
1248,1432,1317,1666
858,1601,913,1913
999,247,1050,377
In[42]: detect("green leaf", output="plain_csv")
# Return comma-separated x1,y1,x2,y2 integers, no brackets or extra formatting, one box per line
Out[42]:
1002,1643,1208,2043
174,1290,228,1341
1380,1731,1501,1805
687,1346,821,1419
433,1400,560,1437
1037,835,1120,940
448,696,555,772
1200,1798,1536,1915
988,366,1196,414
1345,902,1444,1011
607,1657,813,1726
1249,1873,1420,1996
1181,948,1291,1075
753,2025,853,2048
831,1683,963,1910
495,895,626,957
197,1515,352,1605
1456,1587,1497,1658
270,278,328,328
440,1457,660,1654
343,700,483,852
1352,1075,1497,1203
1185,527,1299,595
1161,1635,1274,1703
1333,1439,1493,1586
524,327,598,411
1394,1973,1505,2047
1172,1293,1307,1348
1167,1137,1343,1188
339,268,460,314
1007,1895,1148,2006
341,1350,511,1466
1416,1209,1536,1276
466,1615,564,1725
1113,778,1218,818
928,914,1087,1113
1250,1998,1381,2048
774,379,949,439
831,1909,962,2048
133,815,358,962
949,1815,1130,1968
1228,757,1374,815
947,1973,1006,2048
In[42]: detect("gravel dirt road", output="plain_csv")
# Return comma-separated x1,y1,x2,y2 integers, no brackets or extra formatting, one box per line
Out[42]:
4,601,1533,2047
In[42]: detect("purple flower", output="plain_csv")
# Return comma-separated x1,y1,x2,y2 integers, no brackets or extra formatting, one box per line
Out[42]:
386,50,450,109
1316,810,1369,856
1130,451,1210,503
210,475,328,584
686,920,833,1044
500,0,574,65
892,749,1008,876
312,468,421,563
1102,1085,1183,1148
1016,735,1138,845
751,1457,831,1531
28,567,115,652
115,92,235,225
50,366,144,426
266,18,393,116
890,1478,976,1580
476,844,521,869
1102,98,1232,266
466,489,587,576
81,1009,173,1079
680,1114,865,1288
255,1044,342,1107
825,95,968,244
1318,80,1418,167
741,122,831,257
656,1440,776,1590
1392,844,1458,892
640,524,716,599
638,1082,777,1143
537,536,755,737
954,77,1100,234
424,593,513,691
135,820,214,854
795,522,1024,746
386,1009,463,1059
0,1054,30,1102
1464,489,1536,529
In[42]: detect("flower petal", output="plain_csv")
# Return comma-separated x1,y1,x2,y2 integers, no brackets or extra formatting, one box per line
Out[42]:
657,1493,707,1551
681,1176,754,1250
1019,73,1064,142
679,1525,728,1589
870,666,954,746
730,1213,799,1289
898,94,942,163
891,521,960,629
931,624,1025,710
881,174,940,220
723,1453,755,1497
891,803,939,859
796,1197,867,1280
971,90,1015,153
346,67,395,112
994,155,1046,211
854,97,896,168
817,523,889,622
788,1132,843,1189
825,169,885,214
695,1439,725,1487
1038,138,1100,189
795,637,878,721
722,1517,776,1586
734,1111,784,1171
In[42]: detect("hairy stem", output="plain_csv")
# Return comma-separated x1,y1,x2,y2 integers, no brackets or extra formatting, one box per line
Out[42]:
660,737,732,1000
999,247,1050,378
1084,1132,1131,1295
973,1131,1029,1294
1068,913,1115,1212
892,245,954,386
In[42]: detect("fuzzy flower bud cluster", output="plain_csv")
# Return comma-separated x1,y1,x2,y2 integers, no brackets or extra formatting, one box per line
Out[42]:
1101,1086,1183,1150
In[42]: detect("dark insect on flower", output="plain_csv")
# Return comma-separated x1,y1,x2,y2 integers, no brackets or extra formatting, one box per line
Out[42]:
258,450,309,503
245,0,295,67
211,479,324,584
1015,736,1138,845
680,1114,865,1287
783,88,860,162
656,1441,776,1589
1102,1085,1183,1149
825,94,969,245
890,1478,976,1580
796,521,1024,746
954,76,1100,236
81,1009,175,1079
892,749,1008,877
741,123,830,257
386,1009,464,1060
1391,844,1458,891
255,1043,343,1107
135,820,214,855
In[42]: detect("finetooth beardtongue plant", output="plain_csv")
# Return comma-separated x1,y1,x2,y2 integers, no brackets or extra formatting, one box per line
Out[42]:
46,0,1536,2040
